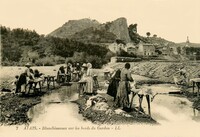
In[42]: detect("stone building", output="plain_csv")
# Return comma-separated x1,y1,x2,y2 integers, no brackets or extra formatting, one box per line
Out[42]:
137,42,156,56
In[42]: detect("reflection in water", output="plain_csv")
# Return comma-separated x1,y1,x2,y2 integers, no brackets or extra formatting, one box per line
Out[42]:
27,84,90,126
133,84,200,124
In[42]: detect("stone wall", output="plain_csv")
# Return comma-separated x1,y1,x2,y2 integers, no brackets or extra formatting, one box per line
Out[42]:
110,62,200,83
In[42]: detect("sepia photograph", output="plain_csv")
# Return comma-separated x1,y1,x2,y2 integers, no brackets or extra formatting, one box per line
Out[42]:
0,0,200,137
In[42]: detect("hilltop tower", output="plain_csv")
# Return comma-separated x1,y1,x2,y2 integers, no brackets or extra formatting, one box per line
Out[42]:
185,36,190,47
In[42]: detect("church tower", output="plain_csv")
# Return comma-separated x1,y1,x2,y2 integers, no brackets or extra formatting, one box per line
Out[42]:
185,36,190,47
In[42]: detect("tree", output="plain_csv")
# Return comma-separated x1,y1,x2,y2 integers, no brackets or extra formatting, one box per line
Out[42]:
28,51,39,63
128,24,137,33
146,32,151,37
153,34,157,38
177,47,181,54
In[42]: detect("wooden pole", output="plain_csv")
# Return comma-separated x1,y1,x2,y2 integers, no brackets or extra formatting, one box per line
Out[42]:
193,81,195,95
146,95,151,116
129,92,136,109
138,94,143,112
197,82,199,98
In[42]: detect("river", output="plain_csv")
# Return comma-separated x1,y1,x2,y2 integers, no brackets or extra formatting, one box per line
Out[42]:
25,83,200,137
27,84,91,126
27,83,200,125
1,66,200,137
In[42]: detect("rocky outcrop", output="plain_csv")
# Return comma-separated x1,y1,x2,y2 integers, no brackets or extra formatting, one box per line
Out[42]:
49,18,100,38
49,17,131,43
100,17,131,43
70,27,117,43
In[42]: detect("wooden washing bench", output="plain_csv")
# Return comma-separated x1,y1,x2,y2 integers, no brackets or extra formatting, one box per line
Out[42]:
44,75,56,90
129,89,153,116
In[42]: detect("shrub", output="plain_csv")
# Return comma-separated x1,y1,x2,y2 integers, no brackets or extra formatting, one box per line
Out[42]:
35,57,56,66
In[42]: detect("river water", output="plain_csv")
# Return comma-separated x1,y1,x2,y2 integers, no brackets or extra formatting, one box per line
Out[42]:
27,84,91,126
28,83,200,125
25,83,200,137
132,84,200,123
1,66,200,136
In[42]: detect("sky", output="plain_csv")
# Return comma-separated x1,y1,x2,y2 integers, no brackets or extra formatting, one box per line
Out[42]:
0,0,200,43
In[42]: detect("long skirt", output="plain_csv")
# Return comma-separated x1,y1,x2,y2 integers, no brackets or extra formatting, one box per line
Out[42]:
107,78,119,100
17,73,27,93
85,77,93,93
115,81,130,108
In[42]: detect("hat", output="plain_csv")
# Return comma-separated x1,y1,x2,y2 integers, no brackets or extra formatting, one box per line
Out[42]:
25,63,31,67
87,63,92,69
82,63,87,67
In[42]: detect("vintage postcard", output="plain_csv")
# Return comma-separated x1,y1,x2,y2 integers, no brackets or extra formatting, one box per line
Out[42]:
0,0,200,137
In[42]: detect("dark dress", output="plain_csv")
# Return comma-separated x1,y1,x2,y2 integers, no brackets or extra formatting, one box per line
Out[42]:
107,69,121,101
16,73,27,93
57,66,65,83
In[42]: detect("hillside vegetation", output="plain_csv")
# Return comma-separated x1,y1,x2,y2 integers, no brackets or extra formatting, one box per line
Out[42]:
2,17,200,67
1,26,113,68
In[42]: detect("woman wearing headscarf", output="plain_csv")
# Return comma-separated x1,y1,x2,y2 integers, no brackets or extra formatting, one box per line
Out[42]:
115,63,133,109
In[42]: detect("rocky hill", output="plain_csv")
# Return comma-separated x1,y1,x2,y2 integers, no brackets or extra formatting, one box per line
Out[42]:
49,17,131,43
70,27,117,43
49,18,100,38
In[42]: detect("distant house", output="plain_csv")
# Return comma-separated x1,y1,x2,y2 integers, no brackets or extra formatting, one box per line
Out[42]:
137,42,156,56
162,45,170,55
155,44,178,56
124,43,136,55
127,47,137,55
109,41,158,57
108,42,125,53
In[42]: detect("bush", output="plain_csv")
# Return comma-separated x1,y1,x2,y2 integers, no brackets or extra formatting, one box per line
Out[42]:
35,57,56,66
65,52,109,68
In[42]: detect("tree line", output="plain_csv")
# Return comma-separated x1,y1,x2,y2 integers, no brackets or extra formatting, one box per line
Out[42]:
1,26,113,68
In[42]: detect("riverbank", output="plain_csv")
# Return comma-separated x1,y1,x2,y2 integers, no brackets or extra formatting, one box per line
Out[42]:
0,93,42,125
108,62,200,111
0,86,157,125
74,93,157,125
1,62,199,125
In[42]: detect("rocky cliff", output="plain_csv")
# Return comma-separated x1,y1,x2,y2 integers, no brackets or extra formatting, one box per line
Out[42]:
70,27,117,43
99,17,131,43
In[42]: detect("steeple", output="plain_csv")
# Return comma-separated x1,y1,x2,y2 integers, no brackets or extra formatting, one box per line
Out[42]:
185,36,190,47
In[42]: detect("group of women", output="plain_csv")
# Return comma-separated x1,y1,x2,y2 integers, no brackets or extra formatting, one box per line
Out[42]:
15,63,44,96
107,63,134,110
57,62,99,95
57,62,79,83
